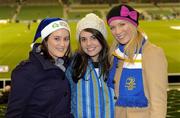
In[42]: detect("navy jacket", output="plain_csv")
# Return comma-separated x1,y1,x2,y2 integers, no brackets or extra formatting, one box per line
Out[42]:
6,46,73,118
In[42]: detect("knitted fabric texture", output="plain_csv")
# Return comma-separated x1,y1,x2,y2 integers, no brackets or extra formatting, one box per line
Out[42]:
76,13,107,40
106,4,139,27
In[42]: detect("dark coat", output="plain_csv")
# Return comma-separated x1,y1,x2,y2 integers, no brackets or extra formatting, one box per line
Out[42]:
6,46,73,118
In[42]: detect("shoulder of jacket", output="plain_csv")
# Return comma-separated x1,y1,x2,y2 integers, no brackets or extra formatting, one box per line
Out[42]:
16,60,31,69
11,60,30,78
143,41,164,54
70,52,82,64
142,41,167,66
12,59,36,75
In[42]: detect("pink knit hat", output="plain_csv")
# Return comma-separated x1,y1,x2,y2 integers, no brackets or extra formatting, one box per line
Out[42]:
107,4,139,27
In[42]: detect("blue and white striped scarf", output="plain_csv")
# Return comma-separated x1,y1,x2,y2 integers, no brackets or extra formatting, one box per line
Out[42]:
74,60,115,118
107,39,148,107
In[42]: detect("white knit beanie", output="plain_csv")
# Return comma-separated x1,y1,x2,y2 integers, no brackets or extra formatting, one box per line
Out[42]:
76,13,107,40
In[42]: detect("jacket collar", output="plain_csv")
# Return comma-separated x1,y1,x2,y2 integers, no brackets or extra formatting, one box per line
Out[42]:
36,53,58,70
29,43,59,70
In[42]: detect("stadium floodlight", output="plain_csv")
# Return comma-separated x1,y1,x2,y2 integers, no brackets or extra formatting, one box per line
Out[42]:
0,65,9,73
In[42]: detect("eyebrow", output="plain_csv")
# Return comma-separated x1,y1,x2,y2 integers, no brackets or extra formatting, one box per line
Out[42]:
52,35,68,37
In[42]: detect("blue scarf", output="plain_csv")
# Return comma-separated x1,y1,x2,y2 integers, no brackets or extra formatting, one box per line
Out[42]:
75,60,114,118
107,39,148,107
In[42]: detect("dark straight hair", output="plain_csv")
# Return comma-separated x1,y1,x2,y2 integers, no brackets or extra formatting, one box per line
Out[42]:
72,28,110,82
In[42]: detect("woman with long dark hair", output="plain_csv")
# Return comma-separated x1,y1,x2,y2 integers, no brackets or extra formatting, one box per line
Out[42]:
66,13,114,118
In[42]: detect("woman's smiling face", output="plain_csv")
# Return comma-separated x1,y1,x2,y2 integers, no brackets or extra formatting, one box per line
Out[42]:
109,19,135,45
79,30,102,62
47,29,70,59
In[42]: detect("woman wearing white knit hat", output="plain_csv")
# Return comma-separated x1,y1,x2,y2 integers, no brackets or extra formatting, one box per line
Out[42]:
66,13,115,118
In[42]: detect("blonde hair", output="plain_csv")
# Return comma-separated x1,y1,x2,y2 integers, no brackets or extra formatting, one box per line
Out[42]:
109,22,144,66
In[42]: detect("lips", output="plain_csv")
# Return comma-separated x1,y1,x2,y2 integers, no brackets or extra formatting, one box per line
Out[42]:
116,32,126,40
87,47,96,52
56,48,64,51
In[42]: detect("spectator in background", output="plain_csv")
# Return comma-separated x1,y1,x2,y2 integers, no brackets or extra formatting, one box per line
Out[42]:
27,21,31,30
0,85,11,104
66,13,115,118
106,4,168,118
6,18,73,118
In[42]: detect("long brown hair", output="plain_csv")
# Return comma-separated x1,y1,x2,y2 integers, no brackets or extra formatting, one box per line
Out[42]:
72,28,110,82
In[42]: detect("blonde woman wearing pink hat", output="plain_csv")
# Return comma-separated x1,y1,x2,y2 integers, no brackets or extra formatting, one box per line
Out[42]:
106,4,168,118
66,13,115,118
